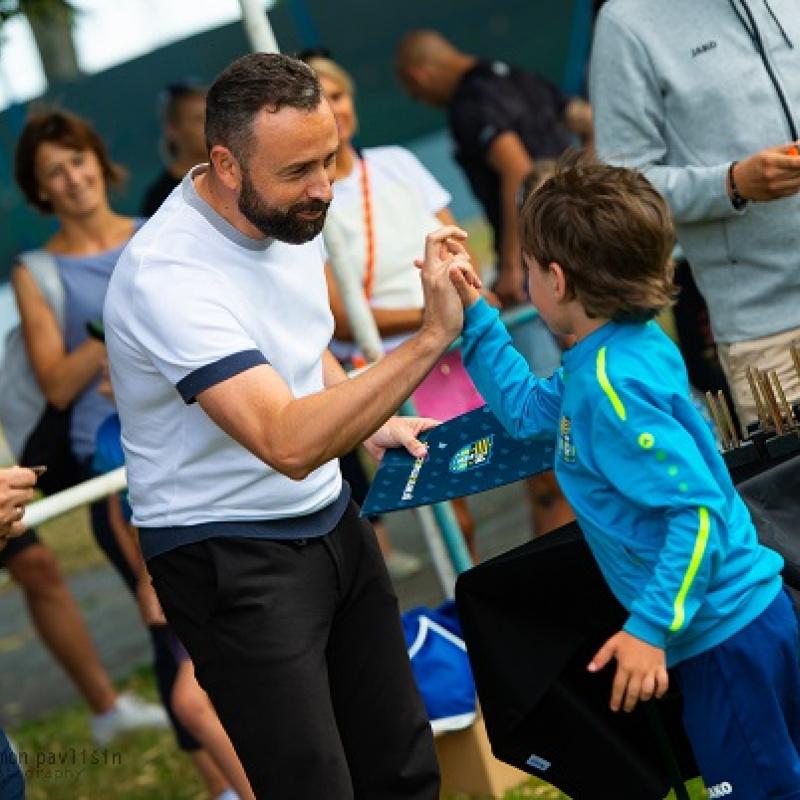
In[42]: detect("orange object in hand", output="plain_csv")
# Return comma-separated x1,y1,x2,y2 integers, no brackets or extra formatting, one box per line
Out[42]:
788,144,800,156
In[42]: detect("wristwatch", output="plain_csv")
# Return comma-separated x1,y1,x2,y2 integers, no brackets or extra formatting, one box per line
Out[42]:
728,161,749,211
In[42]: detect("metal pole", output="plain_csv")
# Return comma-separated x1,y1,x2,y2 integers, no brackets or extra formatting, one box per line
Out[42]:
238,0,280,53
414,505,458,598
400,398,474,580
325,220,469,594
324,223,385,364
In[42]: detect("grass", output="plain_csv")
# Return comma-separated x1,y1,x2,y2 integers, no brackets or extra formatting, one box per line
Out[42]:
9,664,710,800
10,669,208,800
38,505,108,574
9,668,710,800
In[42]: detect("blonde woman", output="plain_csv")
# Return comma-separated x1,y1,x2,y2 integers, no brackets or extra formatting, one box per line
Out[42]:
305,54,487,563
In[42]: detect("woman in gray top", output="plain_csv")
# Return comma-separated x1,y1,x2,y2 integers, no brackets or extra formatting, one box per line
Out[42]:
4,110,239,789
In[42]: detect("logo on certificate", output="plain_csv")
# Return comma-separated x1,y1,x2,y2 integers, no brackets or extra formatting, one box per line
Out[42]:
450,436,494,474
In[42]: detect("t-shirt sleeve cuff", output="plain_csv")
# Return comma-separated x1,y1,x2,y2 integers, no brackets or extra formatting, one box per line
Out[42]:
176,349,268,404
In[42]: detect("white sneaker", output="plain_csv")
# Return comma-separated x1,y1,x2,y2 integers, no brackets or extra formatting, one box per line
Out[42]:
91,693,170,746
385,549,423,580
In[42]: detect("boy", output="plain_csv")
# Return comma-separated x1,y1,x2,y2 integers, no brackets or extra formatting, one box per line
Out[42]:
447,159,800,799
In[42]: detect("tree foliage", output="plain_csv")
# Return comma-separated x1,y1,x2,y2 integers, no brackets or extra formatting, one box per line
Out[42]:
0,0,77,28
0,0,81,82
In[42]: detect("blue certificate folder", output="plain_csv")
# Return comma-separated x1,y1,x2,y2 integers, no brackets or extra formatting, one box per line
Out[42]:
361,405,556,516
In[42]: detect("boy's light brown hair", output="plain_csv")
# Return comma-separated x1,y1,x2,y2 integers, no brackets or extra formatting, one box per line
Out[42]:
519,154,677,323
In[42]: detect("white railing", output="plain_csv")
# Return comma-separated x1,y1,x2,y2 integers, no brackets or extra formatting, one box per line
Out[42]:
23,467,127,529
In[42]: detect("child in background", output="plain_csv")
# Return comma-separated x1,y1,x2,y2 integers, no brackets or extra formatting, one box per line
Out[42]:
91,322,254,800
447,158,800,799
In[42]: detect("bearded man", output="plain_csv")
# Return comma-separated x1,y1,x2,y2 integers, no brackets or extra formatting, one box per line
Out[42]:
104,52,477,800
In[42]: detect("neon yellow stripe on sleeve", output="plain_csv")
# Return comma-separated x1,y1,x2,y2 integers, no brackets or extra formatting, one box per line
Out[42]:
596,347,626,421
669,507,710,632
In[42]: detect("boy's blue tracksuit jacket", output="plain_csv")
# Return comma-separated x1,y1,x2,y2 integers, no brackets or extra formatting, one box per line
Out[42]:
461,299,783,667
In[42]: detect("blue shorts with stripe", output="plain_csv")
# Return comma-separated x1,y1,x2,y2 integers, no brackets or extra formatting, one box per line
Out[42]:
674,588,800,799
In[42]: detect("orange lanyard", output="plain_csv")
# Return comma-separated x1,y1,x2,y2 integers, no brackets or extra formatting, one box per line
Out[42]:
360,156,376,300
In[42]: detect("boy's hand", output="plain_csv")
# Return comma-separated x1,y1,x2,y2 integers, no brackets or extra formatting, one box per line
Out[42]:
413,224,475,273
415,226,482,342
588,630,668,712
449,262,483,309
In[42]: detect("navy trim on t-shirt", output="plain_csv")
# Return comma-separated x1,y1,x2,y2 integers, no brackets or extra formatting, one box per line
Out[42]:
138,484,352,561
176,349,267,403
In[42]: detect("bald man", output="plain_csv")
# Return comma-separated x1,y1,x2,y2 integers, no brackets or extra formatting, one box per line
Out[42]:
397,30,589,538
397,30,592,307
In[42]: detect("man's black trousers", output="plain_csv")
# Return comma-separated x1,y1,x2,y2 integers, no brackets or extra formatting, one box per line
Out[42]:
148,502,440,800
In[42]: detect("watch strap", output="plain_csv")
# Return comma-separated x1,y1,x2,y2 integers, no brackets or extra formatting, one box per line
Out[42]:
728,161,748,210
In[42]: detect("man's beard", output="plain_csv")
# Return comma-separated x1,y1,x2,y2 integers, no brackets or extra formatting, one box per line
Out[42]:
238,170,330,244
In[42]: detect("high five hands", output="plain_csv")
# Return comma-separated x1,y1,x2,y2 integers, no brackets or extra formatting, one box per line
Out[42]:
415,225,482,340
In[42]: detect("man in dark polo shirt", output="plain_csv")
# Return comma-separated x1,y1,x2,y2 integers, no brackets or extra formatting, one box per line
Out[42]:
141,80,207,217
397,30,591,538
397,30,592,307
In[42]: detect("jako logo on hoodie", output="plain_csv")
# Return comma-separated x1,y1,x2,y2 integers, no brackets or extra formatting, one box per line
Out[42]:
692,40,717,57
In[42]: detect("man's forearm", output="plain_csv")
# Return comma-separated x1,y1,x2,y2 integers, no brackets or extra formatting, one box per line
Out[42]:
313,330,448,453
259,329,451,480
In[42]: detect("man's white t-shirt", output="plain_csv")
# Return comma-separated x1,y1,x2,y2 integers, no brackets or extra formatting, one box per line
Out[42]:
104,166,345,556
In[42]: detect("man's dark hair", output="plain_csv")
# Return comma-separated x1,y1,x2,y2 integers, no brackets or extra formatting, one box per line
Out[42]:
159,78,207,126
205,53,322,166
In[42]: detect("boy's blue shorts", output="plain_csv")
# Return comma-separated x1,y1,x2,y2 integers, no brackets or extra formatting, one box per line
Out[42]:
674,588,800,799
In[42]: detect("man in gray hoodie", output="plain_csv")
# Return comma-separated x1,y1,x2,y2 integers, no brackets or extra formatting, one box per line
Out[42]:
590,0,800,430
